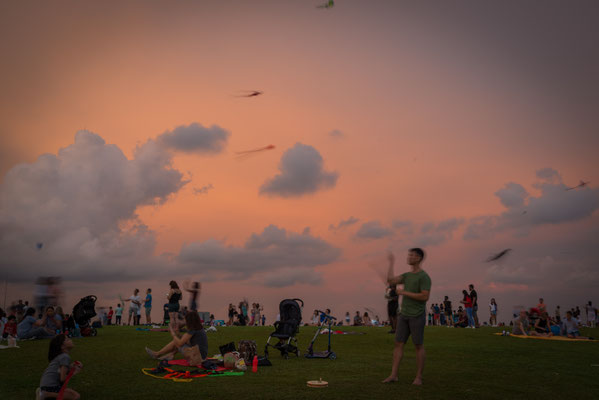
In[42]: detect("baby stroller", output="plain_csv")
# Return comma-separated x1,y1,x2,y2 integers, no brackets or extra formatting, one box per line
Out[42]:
264,298,304,359
71,295,98,337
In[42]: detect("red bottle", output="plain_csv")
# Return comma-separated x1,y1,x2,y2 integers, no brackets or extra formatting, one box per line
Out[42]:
252,355,258,373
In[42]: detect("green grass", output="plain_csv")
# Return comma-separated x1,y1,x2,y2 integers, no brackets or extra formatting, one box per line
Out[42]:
1,325,598,399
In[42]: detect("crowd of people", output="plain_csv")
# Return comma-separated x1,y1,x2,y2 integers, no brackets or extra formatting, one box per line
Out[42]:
0,248,597,397
227,300,265,326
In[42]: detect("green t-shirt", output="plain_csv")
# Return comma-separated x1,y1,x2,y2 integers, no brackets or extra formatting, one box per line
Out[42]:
400,270,432,317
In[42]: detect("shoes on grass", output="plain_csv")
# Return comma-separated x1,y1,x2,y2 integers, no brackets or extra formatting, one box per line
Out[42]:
145,347,158,359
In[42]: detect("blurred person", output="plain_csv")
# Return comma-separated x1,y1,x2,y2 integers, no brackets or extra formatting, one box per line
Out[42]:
183,281,201,312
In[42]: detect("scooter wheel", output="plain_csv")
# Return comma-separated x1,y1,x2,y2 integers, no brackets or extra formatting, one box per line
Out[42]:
329,352,336,360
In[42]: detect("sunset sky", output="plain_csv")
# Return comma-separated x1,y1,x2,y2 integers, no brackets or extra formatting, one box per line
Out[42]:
1,1,598,323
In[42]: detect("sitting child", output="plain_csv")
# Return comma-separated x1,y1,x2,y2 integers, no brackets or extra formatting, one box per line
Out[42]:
562,311,590,339
145,311,208,362
3,315,17,339
38,334,82,399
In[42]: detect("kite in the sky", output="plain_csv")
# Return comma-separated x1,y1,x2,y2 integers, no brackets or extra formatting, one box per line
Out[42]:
317,0,335,9
486,249,512,262
565,180,590,191
235,145,275,159
234,90,263,98
36,242,43,250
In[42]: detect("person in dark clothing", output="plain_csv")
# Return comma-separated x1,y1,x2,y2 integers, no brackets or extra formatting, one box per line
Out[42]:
167,281,182,329
443,296,452,327
469,284,479,327
386,284,399,333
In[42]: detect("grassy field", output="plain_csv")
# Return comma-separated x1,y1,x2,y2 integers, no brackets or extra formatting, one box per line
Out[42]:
1,325,598,399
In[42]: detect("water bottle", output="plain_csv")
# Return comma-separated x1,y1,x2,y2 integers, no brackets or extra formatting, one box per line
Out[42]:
252,355,258,373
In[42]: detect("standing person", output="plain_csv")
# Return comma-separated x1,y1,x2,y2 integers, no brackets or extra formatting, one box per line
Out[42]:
144,289,152,325
255,303,263,326
38,334,82,400
585,301,596,328
345,312,351,326
115,304,123,326
443,297,452,327
107,307,114,325
383,248,431,386
227,304,235,326
311,310,320,326
489,299,498,327
468,284,479,327
433,303,440,326
249,303,257,326
386,284,399,334
241,300,248,324
261,314,266,326
574,306,581,319
123,289,142,326
460,290,475,328
537,298,547,315
183,281,201,312
555,305,561,323
167,281,182,329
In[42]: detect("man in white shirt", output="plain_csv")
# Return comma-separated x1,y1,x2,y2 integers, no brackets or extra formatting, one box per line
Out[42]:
123,289,142,326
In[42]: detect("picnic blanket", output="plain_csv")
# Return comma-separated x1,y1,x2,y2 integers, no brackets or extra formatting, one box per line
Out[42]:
0,345,20,349
142,359,244,382
320,329,366,335
493,333,597,342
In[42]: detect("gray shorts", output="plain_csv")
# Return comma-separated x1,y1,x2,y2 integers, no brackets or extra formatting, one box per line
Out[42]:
395,313,426,345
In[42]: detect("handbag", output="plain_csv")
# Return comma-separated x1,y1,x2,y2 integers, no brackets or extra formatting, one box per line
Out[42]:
182,345,204,366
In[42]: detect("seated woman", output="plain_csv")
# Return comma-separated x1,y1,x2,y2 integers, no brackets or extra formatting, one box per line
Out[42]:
362,312,373,326
145,311,208,362
534,312,553,337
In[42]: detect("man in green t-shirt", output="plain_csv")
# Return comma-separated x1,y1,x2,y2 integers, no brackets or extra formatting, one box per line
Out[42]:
382,248,431,386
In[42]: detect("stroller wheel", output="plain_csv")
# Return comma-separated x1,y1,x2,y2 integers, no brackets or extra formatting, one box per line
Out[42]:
91,328,97,337
329,352,337,360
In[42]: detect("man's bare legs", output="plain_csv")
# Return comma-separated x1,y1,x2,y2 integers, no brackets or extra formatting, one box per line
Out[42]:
413,344,425,385
382,342,425,385
382,342,404,383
